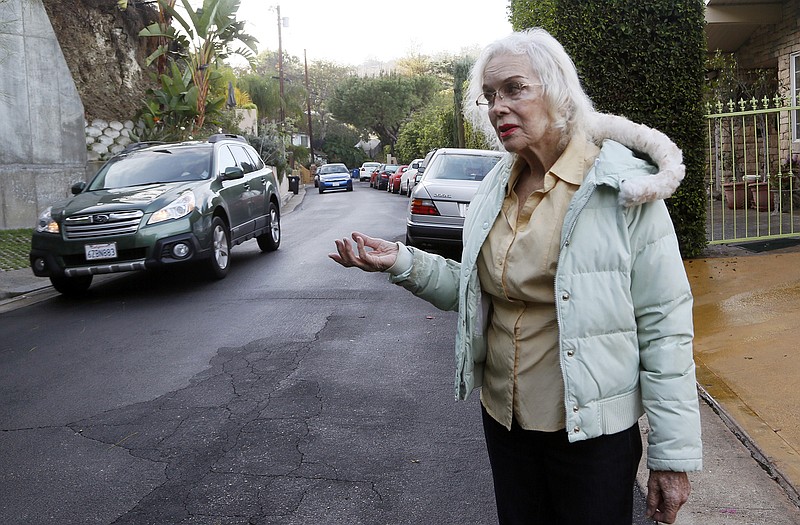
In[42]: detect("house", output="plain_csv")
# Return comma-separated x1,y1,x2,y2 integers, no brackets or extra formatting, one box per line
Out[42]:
704,0,800,243
705,0,799,141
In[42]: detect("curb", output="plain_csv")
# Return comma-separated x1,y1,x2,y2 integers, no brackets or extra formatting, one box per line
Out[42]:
697,384,800,508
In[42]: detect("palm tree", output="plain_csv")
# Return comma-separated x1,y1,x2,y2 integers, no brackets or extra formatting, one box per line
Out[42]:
139,0,257,130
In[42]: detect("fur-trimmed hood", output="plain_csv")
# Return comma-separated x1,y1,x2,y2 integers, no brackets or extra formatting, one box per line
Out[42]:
586,112,685,207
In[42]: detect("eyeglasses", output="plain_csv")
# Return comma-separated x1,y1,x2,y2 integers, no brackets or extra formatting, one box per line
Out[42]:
475,82,540,108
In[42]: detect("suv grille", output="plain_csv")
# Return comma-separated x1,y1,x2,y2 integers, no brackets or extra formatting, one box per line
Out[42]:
64,210,144,239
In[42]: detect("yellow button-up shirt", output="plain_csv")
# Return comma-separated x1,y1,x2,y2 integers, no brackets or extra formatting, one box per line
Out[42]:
477,134,600,431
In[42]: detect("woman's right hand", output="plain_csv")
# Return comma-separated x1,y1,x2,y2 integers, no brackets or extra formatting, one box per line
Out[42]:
328,232,399,272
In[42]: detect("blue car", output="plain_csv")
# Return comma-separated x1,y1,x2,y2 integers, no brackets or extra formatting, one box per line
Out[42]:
317,163,353,194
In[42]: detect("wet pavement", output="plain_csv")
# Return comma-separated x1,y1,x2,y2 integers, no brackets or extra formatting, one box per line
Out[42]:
686,245,800,508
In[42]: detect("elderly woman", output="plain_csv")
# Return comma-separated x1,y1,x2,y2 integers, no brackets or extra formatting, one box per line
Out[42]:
330,28,701,524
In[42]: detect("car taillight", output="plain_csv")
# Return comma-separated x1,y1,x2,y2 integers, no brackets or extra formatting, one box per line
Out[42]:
410,198,440,216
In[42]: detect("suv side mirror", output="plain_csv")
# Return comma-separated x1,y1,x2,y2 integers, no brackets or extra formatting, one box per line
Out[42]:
71,181,86,195
221,166,244,180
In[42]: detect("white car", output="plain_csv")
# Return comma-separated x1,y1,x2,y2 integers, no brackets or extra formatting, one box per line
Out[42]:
400,158,425,195
359,161,381,182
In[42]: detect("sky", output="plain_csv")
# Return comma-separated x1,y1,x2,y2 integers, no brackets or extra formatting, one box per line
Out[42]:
234,0,514,67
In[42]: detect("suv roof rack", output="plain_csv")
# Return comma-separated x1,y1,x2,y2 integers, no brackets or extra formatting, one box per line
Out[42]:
122,141,168,153
208,133,247,143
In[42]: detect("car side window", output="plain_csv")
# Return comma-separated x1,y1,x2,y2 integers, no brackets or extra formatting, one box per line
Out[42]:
216,146,237,177
230,145,255,174
245,147,265,170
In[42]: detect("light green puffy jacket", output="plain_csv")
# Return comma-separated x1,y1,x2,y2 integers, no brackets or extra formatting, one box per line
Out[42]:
389,131,702,472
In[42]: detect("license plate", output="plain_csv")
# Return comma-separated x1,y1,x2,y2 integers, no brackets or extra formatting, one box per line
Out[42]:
459,203,470,217
85,242,117,261
333,181,341,186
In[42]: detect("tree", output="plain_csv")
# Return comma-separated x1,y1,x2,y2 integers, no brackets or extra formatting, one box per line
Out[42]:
306,60,354,147
328,73,440,155
395,92,455,161
319,120,365,168
509,0,707,257
139,0,258,130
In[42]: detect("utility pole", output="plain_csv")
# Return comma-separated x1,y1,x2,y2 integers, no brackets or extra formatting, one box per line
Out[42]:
277,5,285,130
304,49,314,163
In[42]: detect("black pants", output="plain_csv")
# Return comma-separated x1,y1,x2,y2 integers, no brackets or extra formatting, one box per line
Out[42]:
481,405,642,525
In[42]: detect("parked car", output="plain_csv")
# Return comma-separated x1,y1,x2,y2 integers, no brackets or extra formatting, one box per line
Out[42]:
369,164,384,188
406,148,503,249
317,163,353,193
372,164,399,190
400,158,425,196
359,161,381,182
29,134,282,295
388,165,408,194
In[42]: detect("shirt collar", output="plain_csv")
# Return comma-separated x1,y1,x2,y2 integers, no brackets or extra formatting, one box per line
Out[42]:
506,131,591,196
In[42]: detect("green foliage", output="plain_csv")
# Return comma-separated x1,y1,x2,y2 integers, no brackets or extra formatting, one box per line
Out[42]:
509,0,560,34
139,0,257,130
247,122,287,181
453,58,473,148
704,50,779,105
319,120,365,167
131,61,197,142
395,92,456,161
329,73,441,154
509,0,707,258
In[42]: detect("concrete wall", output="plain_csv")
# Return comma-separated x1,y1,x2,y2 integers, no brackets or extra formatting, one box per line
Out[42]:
0,0,86,229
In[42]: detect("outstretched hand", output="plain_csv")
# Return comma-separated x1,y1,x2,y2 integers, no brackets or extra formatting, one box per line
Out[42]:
329,232,399,272
646,470,690,524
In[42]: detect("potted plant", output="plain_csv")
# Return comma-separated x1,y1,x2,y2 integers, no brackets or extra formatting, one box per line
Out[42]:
722,179,749,209
748,177,772,211
770,168,798,213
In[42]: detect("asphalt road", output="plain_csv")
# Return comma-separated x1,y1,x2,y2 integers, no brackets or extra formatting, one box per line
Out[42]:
0,182,652,524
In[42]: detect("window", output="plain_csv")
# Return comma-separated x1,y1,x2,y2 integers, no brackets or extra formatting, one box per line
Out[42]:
230,145,255,173
216,146,237,177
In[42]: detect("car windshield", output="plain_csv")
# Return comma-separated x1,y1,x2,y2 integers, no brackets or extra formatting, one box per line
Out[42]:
425,154,501,181
88,147,213,190
318,164,348,175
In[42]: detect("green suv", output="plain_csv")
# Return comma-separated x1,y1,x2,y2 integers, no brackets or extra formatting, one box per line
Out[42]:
30,134,282,295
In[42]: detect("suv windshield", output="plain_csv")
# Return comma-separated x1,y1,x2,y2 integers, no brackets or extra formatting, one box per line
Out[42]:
88,147,213,190
425,154,500,181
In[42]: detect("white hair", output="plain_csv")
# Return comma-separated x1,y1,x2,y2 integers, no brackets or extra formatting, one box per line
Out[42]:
464,28,594,150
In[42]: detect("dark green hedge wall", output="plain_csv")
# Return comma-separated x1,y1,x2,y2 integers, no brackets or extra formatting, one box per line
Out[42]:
509,0,707,258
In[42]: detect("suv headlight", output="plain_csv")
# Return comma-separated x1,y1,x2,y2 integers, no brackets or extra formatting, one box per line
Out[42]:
35,207,60,234
148,191,196,225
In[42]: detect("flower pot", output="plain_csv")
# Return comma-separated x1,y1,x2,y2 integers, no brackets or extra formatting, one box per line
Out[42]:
723,181,749,209
749,181,772,211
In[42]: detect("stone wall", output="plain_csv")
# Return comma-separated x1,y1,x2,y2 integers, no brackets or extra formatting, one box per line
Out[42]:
0,0,87,229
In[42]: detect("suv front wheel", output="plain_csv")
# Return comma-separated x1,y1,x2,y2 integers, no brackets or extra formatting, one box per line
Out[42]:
206,216,231,279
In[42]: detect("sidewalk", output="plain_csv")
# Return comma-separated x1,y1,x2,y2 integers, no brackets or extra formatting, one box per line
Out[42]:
2,194,800,522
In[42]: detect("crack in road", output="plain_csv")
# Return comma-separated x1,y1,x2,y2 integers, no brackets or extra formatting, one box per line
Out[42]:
58,316,388,523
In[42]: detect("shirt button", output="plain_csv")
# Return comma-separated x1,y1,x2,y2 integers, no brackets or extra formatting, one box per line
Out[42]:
573,426,580,433
482,222,489,229
573,405,579,413
567,350,575,357
561,292,570,301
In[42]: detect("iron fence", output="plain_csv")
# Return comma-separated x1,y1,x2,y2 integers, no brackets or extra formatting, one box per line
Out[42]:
705,95,800,243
